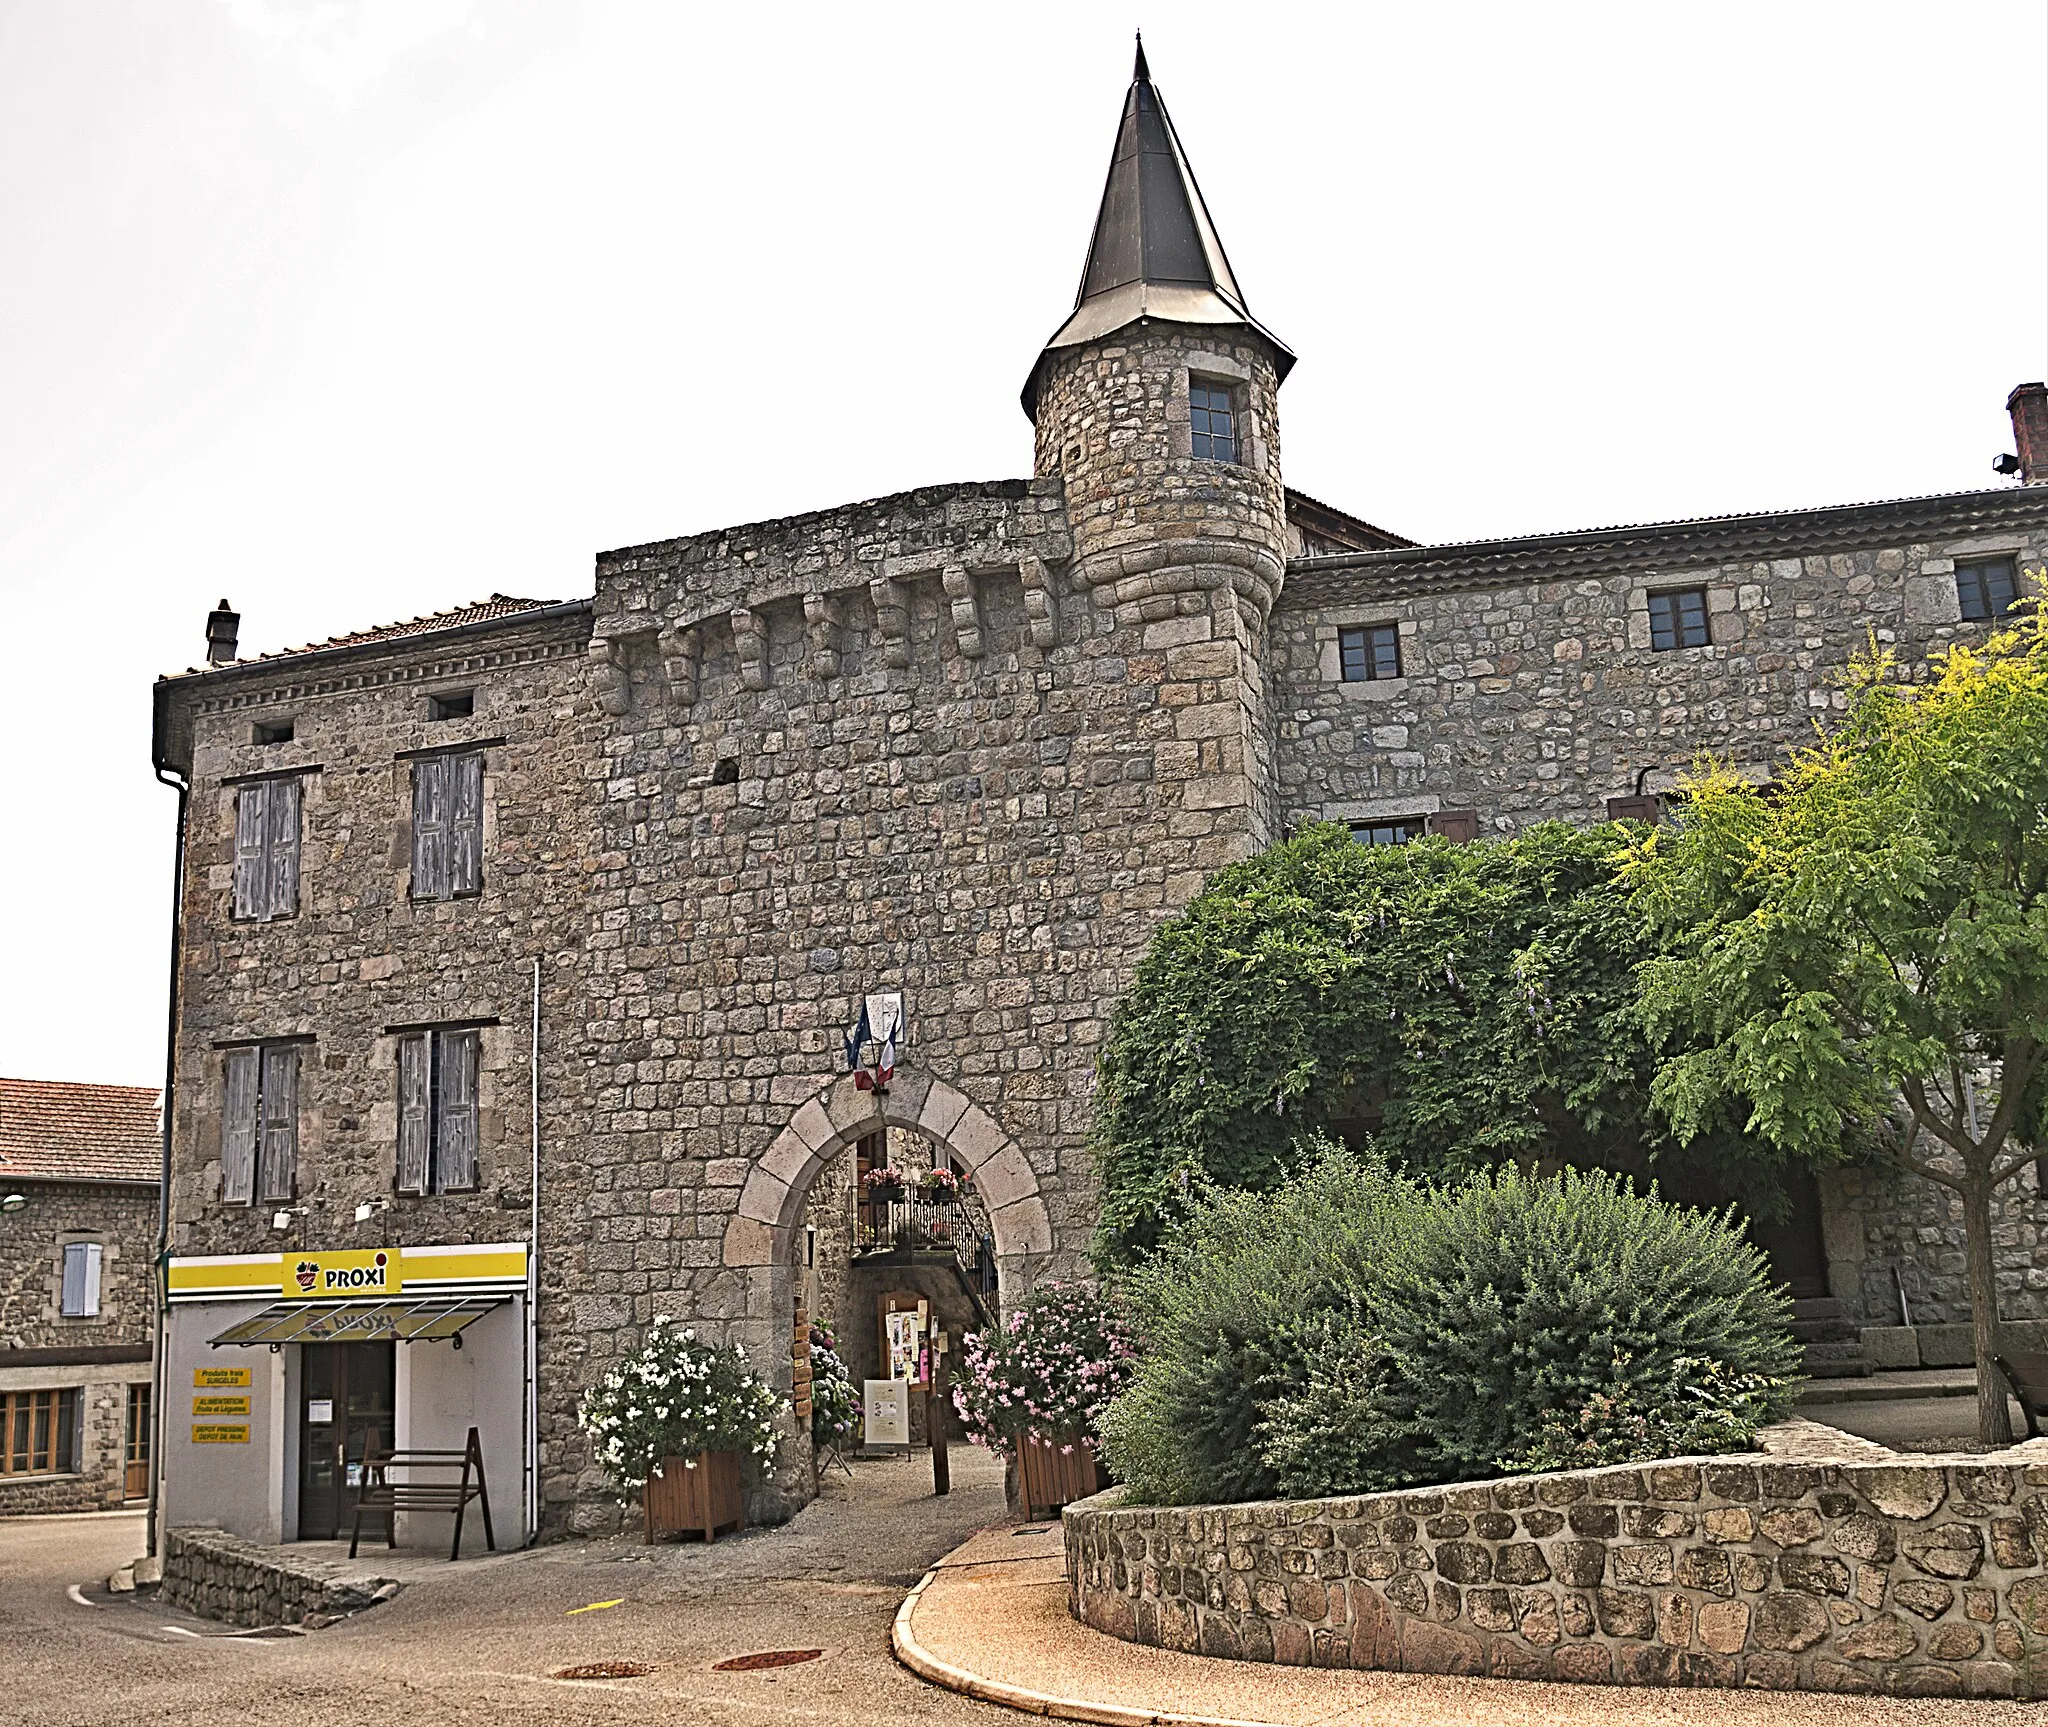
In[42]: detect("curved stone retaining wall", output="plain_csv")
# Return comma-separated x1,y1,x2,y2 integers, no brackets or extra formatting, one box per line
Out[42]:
1064,1455,2048,1698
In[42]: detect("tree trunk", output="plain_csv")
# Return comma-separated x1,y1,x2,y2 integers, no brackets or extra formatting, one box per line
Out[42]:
1963,1178,2015,1446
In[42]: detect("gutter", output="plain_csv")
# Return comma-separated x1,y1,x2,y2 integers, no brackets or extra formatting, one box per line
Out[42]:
146,760,190,1560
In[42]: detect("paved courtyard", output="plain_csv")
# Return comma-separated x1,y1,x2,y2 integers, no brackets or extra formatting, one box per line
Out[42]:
2,1448,1018,1726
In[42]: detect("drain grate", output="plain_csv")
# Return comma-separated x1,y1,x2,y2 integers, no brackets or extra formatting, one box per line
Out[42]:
551,1661,655,1680
712,1648,824,1671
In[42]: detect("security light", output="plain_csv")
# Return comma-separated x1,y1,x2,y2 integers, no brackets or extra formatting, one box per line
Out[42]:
0,1193,24,1213
271,1210,294,1231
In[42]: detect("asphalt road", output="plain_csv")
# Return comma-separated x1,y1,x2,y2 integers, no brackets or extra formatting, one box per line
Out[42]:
1,1449,1021,1726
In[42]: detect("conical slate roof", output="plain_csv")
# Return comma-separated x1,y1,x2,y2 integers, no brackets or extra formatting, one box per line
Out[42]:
1023,40,1294,416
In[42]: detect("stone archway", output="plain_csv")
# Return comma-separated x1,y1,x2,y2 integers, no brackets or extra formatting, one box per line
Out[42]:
719,1070,1052,1391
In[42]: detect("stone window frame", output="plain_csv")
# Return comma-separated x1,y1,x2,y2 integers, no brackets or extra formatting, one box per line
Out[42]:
1338,623,1402,683
1315,603,1420,701
1625,574,1742,651
1171,350,1269,474
48,1231,113,1327
1955,551,2024,624
1905,538,2036,630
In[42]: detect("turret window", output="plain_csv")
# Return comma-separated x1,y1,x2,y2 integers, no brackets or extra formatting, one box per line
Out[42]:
1190,377,1239,463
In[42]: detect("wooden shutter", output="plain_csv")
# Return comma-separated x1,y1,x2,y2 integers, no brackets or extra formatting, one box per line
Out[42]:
449,754,483,896
233,783,269,920
266,776,301,918
397,1034,430,1195
412,756,448,900
1429,810,1481,844
1605,794,1662,823
221,1047,259,1204
61,1243,87,1316
435,1029,480,1191
79,1243,101,1316
256,1044,298,1203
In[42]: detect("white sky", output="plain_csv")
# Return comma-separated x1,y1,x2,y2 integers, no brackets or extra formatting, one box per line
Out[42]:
2,1,2044,1086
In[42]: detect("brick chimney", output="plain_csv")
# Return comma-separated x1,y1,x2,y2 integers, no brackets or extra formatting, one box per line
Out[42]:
205,599,240,665
2009,383,2048,485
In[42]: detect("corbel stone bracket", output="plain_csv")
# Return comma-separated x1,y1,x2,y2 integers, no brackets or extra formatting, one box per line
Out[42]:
659,622,698,707
803,593,840,680
730,606,770,692
869,575,911,670
1019,553,1058,651
942,565,984,659
587,636,631,716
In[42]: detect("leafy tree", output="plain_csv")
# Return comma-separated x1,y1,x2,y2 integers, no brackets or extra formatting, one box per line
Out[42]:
1629,609,2048,1444
1091,819,1789,1266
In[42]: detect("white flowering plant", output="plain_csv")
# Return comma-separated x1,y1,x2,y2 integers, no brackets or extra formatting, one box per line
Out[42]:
951,1282,1139,1459
577,1317,787,1490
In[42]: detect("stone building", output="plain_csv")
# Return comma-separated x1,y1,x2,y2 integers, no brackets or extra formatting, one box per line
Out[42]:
0,1078,160,1514
148,46,2048,1538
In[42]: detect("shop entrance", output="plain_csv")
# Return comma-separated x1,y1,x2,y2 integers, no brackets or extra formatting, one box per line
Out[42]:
297,1341,395,1540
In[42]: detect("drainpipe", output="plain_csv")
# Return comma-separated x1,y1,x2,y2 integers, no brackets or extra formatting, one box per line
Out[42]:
147,762,190,1560
526,955,540,1545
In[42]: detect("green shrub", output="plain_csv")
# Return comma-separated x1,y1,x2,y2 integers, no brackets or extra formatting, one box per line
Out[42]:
1098,1145,1426,1505
1103,1151,1800,1504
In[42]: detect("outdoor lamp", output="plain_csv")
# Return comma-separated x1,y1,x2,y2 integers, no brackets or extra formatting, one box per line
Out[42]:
0,1193,24,1213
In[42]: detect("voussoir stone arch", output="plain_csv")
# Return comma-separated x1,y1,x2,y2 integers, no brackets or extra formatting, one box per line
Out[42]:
719,1069,1052,1306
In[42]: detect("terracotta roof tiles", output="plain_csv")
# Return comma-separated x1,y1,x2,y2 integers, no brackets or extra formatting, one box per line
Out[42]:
0,1078,162,1186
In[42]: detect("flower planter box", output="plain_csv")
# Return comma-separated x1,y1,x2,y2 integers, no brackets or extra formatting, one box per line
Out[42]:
1017,1432,1105,1519
643,1449,743,1544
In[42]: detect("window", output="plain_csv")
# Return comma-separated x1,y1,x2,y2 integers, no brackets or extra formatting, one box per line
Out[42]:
1647,587,1710,651
59,1242,102,1317
0,1389,77,1476
429,690,474,721
221,1043,299,1205
1957,555,2020,622
397,1028,480,1195
1349,817,1427,847
1339,624,1403,682
253,720,294,746
232,777,301,921
1190,377,1238,463
410,752,483,901
125,1383,151,1498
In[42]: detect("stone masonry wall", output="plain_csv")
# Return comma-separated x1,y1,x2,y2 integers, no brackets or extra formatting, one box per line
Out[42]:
0,1178,156,1352
1067,1454,2048,1698
160,1526,400,1627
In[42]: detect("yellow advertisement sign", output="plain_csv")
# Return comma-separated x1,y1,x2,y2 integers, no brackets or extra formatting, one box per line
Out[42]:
192,1395,251,1417
194,1366,251,1387
283,1248,400,1299
191,1424,250,1445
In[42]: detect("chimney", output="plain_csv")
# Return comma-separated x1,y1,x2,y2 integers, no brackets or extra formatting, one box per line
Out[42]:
2008,382,2048,485
205,599,240,665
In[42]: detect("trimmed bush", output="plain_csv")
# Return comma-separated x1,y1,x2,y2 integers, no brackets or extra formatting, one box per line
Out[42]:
1102,1150,1800,1504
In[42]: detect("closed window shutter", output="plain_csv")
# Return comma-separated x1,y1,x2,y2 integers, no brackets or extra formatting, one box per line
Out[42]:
266,776,301,919
80,1242,102,1316
435,1029,479,1191
449,754,484,895
412,757,449,900
257,1045,298,1203
397,1034,430,1196
61,1243,87,1316
221,1048,259,1204
233,783,269,920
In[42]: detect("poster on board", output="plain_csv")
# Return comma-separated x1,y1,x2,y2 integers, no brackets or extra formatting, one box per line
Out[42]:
863,1377,909,1446
885,1308,924,1383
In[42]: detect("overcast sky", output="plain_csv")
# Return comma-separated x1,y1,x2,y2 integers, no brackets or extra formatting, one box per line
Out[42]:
2,1,2045,1087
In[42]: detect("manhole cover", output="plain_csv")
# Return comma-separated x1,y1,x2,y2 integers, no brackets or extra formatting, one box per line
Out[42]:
712,1649,824,1672
551,1661,655,1680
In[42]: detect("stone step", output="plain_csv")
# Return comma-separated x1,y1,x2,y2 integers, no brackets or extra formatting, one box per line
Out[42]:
1800,1338,1871,1378
1788,1317,1860,1343
1789,1296,1849,1321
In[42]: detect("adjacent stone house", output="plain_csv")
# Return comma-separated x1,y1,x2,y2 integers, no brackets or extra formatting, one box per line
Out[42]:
0,1078,160,1514
148,46,2048,1536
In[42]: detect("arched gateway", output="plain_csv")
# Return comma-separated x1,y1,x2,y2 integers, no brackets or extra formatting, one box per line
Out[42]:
720,1070,1053,1390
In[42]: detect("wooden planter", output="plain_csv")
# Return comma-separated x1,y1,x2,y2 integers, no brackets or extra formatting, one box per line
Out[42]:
1017,1432,1106,1518
644,1449,743,1543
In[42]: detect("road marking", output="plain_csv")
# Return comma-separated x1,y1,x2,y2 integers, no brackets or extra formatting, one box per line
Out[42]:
566,1598,624,1614
66,1585,98,1608
160,1626,204,1638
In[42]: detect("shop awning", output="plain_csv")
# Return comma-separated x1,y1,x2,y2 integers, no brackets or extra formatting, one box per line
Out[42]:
207,1296,506,1348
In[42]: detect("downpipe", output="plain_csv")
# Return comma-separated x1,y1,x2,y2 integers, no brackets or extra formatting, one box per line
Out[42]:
147,764,190,1559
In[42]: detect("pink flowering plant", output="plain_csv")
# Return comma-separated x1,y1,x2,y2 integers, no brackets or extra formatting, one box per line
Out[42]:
951,1282,1140,1458
918,1166,963,1198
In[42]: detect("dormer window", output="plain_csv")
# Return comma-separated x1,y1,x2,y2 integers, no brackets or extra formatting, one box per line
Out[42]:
1190,377,1238,463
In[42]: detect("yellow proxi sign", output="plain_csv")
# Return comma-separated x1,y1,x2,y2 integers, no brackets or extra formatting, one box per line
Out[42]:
284,1248,400,1299
193,1395,251,1417
194,1366,250,1387
191,1424,250,1445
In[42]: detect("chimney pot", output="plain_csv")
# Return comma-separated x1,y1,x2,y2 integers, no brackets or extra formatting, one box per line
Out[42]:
205,600,240,665
2007,382,2048,485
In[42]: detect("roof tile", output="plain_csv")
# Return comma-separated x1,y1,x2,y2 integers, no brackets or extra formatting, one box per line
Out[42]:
0,1078,162,1185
